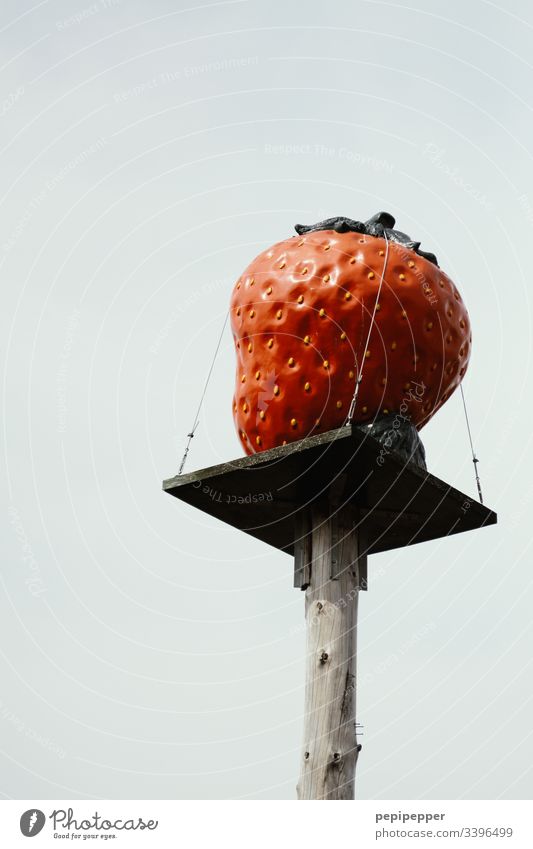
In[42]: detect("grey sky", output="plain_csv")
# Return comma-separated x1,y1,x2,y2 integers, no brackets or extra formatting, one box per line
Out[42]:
1,0,532,800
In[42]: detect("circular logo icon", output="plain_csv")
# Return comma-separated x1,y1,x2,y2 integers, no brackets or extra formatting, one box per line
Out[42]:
20,809,46,837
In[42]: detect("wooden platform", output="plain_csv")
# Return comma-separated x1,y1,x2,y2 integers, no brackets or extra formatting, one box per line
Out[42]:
162,425,496,557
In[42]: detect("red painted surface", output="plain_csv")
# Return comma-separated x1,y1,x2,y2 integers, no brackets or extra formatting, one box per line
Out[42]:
231,230,471,454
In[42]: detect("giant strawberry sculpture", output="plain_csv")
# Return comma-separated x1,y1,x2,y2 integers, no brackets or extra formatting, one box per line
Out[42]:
230,212,471,454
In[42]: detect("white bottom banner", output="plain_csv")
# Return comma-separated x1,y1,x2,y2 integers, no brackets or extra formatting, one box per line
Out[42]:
0,800,531,848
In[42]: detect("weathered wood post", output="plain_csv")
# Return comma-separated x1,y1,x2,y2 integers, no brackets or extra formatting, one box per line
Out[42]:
295,500,363,799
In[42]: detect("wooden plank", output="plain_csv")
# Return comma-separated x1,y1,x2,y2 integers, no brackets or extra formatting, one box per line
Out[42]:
329,487,367,590
357,522,368,592
329,474,347,581
294,508,312,590
358,552,368,592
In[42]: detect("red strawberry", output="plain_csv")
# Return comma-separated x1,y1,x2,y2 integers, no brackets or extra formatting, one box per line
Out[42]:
230,214,471,454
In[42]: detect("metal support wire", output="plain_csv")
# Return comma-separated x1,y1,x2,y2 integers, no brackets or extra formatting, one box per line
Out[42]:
346,232,390,425
459,383,484,504
178,311,229,475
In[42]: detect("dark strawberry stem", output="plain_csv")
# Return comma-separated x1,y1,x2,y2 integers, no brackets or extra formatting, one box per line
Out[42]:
294,212,438,266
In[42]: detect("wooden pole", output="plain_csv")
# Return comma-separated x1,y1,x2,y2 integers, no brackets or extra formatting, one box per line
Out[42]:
295,499,364,800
